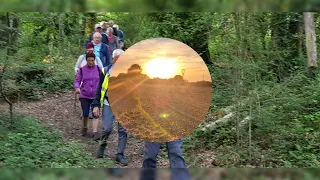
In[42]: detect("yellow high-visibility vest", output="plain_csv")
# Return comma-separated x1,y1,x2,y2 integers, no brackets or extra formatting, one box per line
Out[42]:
100,68,109,108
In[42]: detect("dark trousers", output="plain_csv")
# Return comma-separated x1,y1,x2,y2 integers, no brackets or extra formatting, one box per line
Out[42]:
99,105,127,156
79,98,96,119
140,139,191,180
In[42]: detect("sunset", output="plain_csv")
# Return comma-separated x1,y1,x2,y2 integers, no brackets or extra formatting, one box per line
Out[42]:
109,38,212,142
144,57,179,79
110,38,211,82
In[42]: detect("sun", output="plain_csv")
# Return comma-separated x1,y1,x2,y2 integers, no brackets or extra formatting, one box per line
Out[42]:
144,58,178,79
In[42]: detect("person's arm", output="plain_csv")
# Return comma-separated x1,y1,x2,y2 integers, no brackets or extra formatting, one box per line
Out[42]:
96,56,103,68
119,30,124,42
113,27,118,36
91,69,105,108
120,30,124,41
102,34,108,45
104,44,112,66
75,55,84,73
115,37,120,49
74,68,82,90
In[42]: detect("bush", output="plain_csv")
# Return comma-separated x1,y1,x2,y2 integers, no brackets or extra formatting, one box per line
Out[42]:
1,60,75,100
42,71,74,92
15,62,50,82
186,68,320,168
0,169,107,180
0,115,113,168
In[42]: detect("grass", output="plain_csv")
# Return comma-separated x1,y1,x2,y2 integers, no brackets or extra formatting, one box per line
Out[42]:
0,113,114,168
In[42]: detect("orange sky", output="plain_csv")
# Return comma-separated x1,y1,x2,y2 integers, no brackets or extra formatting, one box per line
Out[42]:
111,38,212,82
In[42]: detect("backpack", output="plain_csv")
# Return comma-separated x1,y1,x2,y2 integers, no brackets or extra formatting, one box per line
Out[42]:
112,27,118,36
101,33,109,44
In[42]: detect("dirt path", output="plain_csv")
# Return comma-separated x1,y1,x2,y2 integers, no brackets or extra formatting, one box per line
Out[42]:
5,91,151,168
0,90,217,179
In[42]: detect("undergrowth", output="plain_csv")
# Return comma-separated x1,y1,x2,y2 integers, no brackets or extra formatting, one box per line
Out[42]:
0,114,113,168
185,68,320,168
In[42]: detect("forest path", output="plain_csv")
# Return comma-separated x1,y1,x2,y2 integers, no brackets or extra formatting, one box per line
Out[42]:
0,90,216,179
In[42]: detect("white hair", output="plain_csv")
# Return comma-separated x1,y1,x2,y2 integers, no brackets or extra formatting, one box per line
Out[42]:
93,32,102,38
107,27,113,32
113,24,119,30
112,49,124,58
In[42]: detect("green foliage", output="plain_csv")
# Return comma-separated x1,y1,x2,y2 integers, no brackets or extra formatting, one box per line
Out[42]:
187,67,320,167
16,62,49,81
2,12,320,169
0,169,107,180
41,72,74,92
1,168,320,180
0,115,113,168
183,12,320,168
86,0,320,11
0,0,85,11
0,12,84,101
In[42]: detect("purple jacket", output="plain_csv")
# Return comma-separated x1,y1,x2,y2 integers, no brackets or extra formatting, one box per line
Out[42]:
74,65,101,99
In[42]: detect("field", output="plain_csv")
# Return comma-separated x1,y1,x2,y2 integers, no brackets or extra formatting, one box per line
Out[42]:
109,79,212,142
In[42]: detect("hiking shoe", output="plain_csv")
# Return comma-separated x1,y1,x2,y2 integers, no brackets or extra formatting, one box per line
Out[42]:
92,132,101,142
97,144,107,158
115,155,128,166
81,127,88,136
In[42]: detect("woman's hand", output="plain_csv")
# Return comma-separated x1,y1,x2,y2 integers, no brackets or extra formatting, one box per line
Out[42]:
93,107,101,117
75,88,80,94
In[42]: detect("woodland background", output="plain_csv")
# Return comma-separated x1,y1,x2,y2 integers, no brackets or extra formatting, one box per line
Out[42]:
0,12,320,179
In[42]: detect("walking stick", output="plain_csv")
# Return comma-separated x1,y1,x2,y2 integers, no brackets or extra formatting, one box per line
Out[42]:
74,93,77,115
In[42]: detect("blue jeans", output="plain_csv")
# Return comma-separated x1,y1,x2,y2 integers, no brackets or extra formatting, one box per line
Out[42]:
99,105,127,156
140,139,191,180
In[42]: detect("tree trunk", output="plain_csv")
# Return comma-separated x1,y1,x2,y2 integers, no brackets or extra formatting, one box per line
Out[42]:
58,13,65,54
270,13,288,82
233,13,242,58
304,12,318,68
0,12,14,122
298,18,304,58
243,13,249,58
288,13,302,59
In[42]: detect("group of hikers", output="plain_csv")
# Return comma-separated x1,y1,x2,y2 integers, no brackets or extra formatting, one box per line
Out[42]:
74,20,191,180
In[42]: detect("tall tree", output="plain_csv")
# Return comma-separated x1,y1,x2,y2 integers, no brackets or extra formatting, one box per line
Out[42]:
0,12,15,121
147,12,214,65
304,12,318,68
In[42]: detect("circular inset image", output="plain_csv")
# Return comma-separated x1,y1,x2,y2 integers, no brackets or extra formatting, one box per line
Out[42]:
108,38,212,142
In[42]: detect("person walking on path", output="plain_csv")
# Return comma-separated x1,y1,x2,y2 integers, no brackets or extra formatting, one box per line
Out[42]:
89,23,108,45
74,42,103,121
92,49,128,166
113,24,125,49
92,32,112,67
74,52,102,139
101,21,109,34
106,27,120,54
74,42,103,74
140,139,191,180
108,20,118,37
